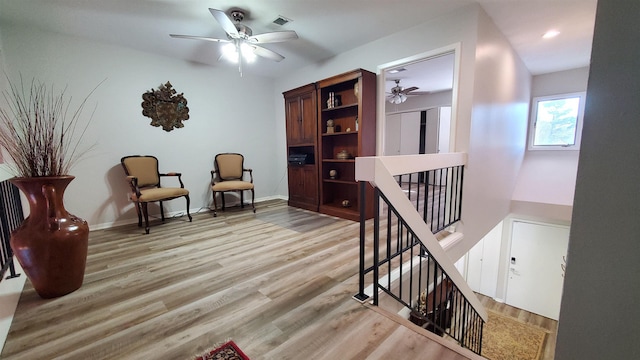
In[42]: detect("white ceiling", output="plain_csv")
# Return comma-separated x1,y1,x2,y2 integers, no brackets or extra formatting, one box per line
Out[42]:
0,0,597,92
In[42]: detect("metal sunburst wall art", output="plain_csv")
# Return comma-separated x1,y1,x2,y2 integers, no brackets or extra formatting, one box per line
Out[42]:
141,81,189,132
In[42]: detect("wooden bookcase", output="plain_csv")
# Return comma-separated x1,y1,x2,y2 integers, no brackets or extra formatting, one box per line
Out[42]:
283,69,376,221
317,69,376,221
283,83,319,212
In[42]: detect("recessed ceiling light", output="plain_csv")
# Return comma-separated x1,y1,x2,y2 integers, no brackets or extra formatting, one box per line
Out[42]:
542,30,560,39
388,68,406,74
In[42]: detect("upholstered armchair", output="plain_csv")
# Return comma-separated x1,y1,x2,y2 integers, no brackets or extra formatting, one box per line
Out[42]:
121,155,192,234
210,153,255,217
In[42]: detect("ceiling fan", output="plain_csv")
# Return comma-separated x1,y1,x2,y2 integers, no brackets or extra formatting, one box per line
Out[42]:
170,8,298,75
387,79,419,104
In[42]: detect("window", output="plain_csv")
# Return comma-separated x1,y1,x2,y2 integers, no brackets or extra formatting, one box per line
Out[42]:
528,92,585,150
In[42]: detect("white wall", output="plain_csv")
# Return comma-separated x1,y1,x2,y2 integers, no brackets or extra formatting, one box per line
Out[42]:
511,67,589,208
531,67,589,97
446,7,531,261
0,23,279,229
512,152,579,206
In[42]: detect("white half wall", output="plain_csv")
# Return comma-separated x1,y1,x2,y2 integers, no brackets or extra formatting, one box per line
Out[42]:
512,151,579,206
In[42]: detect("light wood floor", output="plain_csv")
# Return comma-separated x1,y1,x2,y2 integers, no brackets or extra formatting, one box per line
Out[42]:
2,200,484,359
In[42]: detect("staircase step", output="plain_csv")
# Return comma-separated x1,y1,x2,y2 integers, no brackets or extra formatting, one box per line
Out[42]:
439,231,464,251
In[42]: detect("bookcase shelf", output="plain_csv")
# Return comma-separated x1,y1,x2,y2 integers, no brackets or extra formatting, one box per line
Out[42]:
317,69,376,221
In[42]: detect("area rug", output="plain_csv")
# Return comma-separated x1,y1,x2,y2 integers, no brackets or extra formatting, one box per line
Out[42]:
481,310,548,360
194,340,250,360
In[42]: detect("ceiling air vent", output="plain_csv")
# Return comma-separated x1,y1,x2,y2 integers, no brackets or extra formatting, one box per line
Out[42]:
273,15,292,26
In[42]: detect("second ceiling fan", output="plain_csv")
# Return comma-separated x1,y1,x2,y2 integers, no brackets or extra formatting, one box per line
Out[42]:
170,8,298,74
387,79,420,104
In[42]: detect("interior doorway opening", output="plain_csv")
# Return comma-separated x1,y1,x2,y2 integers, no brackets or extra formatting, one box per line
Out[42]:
377,44,460,156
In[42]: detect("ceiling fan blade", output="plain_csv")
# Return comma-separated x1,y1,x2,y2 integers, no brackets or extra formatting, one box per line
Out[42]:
402,86,419,94
249,30,298,44
250,44,285,62
170,34,230,43
209,8,239,37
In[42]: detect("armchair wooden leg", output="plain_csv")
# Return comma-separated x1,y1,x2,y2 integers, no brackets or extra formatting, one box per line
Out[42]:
160,201,165,223
240,191,245,208
221,192,226,211
185,195,192,222
212,191,218,217
251,189,256,213
135,201,143,227
142,202,150,234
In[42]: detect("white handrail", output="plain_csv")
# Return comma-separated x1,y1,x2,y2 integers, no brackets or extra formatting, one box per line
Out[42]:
356,153,487,321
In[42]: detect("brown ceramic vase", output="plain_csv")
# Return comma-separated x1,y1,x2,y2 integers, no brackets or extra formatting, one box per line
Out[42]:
9,176,89,298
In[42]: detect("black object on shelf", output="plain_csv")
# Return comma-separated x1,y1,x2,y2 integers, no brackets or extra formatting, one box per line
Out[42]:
288,153,314,165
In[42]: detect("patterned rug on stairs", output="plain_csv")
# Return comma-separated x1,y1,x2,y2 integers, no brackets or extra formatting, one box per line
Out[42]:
482,310,549,360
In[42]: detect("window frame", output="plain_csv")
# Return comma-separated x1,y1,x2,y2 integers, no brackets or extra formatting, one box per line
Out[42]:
528,91,586,151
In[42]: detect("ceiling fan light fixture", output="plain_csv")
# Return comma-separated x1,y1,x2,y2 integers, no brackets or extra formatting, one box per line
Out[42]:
222,42,240,63
240,43,257,63
221,42,257,64
389,93,407,104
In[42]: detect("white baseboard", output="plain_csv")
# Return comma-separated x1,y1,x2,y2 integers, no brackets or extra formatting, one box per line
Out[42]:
89,196,287,231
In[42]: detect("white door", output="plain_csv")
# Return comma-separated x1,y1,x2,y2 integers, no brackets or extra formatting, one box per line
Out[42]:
399,112,421,155
425,108,439,154
506,221,569,320
384,114,401,155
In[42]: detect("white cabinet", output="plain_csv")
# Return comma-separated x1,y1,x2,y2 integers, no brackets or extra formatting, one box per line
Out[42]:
385,107,451,156
467,221,503,298
384,113,402,155
384,112,420,155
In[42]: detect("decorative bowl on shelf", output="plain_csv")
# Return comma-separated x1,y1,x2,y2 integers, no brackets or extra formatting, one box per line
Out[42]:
342,200,351,207
329,169,338,179
336,150,351,160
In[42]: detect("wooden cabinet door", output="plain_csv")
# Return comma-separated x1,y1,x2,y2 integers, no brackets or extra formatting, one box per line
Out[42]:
285,88,317,146
299,91,317,144
285,96,303,145
287,165,318,211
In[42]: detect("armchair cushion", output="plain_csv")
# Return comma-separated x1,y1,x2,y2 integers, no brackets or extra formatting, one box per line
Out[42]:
137,187,189,202
212,180,254,192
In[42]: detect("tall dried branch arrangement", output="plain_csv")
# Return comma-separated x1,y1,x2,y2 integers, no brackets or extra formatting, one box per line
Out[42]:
0,77,100,177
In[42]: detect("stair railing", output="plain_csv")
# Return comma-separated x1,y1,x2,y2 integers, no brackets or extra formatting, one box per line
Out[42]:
0,180,24,282
354,153,486,354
